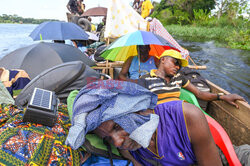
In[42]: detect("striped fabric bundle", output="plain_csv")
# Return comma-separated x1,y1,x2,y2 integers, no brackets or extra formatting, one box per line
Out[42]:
0,67,30,98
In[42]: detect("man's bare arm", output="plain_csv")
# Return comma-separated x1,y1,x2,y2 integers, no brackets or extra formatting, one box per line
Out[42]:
184,82,246,108
183,102,222,166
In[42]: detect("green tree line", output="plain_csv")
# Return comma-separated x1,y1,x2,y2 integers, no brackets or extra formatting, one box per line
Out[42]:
152,0,250,50
0,14,58,24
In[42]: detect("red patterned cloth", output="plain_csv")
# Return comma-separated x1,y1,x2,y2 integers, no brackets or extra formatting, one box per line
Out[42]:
149,18,189,59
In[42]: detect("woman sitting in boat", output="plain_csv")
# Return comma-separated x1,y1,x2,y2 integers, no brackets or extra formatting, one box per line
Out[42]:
138,49,246,107
118,45,159,83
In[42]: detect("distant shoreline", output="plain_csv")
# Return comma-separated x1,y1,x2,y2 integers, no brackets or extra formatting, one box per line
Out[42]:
0,14,59,24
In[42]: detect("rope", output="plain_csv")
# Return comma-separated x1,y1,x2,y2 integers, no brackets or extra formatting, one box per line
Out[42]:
188,56,198,69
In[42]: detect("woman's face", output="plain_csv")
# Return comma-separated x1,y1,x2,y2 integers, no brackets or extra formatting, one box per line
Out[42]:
138,45,150,62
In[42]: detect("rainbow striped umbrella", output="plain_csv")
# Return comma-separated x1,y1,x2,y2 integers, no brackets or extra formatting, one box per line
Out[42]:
101,30,178,61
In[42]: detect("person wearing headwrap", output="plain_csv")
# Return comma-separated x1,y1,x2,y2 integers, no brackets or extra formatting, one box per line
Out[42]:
66,80,222,165
66,80,159,150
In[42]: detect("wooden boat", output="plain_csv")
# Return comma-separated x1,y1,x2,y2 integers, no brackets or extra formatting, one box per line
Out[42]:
206,80,250,146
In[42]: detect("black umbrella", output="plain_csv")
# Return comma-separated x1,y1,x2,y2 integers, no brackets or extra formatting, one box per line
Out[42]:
0,42,96,79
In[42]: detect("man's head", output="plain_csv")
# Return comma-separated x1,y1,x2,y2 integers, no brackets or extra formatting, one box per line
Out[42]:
94,120,142,151
87,48,95,55
102,17,106,24
158,49,188,76
53,40,65,44
88,17,92,22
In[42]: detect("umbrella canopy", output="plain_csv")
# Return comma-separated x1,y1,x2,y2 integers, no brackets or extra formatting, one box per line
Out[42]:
0,42,96,79
101,30,179,61
82,7,107,17
29,21,89,41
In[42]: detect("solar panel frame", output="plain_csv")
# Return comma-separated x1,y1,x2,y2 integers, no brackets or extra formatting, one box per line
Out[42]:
24,88,58,127
29,88,52,110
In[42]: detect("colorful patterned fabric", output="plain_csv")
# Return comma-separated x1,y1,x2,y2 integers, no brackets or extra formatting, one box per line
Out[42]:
0,67,31,98
149,18,189,59
0,103,86,166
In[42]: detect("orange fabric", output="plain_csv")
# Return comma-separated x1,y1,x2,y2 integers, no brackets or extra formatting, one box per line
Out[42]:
157,92,181,99
157,98,180,105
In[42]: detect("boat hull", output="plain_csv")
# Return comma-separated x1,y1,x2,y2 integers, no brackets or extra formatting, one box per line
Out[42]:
206,80,250,145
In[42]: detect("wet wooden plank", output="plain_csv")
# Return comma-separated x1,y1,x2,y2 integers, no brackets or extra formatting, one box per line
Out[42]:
206,80,250,145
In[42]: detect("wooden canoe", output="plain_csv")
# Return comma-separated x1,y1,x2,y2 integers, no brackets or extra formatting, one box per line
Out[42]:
206,80,250,146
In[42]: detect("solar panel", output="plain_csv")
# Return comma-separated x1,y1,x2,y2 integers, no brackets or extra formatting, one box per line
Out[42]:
23,88,58,127
30,88,52,110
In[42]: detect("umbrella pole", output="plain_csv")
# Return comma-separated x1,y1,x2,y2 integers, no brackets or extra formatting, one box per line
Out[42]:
137,45,141,77
106,38,110,45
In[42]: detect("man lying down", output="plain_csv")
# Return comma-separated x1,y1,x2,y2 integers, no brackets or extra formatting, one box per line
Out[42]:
66,80,222,166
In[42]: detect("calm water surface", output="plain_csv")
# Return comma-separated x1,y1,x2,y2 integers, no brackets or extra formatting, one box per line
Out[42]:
0,23,249,103
0,24,39,57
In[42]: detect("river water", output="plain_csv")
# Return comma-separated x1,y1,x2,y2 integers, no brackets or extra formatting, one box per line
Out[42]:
0,23,249,103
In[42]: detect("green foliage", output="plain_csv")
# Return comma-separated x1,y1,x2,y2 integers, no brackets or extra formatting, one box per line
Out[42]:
0,14,59,24
193,0,216,11
153,0,250,50
153,0,215,24
166,25,230,40
165,24,250,50
214,0,249,19
174,9,191,25
225,28,250,50
192,9,211,26
154,7,191,25
157,8,175,25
